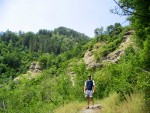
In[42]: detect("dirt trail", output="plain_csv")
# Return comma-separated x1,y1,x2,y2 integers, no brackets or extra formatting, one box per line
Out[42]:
81,104,102,113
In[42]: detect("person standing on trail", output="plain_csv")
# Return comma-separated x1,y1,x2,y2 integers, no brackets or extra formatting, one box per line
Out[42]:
84,75,95,109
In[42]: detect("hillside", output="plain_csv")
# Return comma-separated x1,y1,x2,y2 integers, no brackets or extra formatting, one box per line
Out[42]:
0,27,90,84
0,0,150,112
83,30,134,69
0,19,150,113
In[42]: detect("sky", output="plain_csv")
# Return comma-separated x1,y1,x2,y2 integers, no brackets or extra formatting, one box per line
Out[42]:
0,0,129,37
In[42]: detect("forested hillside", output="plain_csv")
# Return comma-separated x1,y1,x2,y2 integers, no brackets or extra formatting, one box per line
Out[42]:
0,0,150,113
0,27,90,84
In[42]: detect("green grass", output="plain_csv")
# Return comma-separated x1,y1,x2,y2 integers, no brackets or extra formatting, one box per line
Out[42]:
54,92,146,113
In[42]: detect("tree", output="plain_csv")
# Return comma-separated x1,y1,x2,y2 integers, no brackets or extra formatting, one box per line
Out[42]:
141,36,150,70
112,0,150,40
94,27,104,36
1,30,18,44
106,25,114,35
22,32,35,48
112,0,150,17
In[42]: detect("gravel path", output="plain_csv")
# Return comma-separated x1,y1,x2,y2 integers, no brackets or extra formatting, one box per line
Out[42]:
81,104,102,113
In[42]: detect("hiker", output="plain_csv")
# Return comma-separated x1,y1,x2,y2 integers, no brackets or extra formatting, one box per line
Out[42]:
84,75,95,109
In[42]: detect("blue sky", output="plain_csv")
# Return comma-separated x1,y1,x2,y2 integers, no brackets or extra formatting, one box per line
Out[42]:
0,0,128,37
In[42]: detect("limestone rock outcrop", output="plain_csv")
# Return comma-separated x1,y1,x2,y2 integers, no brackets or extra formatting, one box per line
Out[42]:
29,62,42,73
83,30,134,69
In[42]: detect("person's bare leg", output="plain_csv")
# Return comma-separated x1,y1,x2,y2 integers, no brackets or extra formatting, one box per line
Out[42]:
86,97,90,108
90,97,94,108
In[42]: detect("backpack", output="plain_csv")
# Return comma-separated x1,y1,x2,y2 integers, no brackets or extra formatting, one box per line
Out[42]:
86,80,93,90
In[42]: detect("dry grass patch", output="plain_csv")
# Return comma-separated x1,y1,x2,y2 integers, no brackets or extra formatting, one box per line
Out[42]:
100,92,146,113
54,102,85,113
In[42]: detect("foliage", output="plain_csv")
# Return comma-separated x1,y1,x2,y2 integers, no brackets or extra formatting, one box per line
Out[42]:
113,0,150,43
0,72,73,113
141,35,150,70
0,22,149,113
112,1,150,111
94,36,123,61
92,23,126,61
94,27,104,36
0,27,90,83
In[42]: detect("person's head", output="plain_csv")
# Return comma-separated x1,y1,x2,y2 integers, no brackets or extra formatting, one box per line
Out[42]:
88,74,92,80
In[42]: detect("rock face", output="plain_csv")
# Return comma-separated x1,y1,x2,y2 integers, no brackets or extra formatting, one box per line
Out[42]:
14,62,42,83
83,30,134,69
104,30,133,63
83,50,103,69
83,51,95,68
69,72,75,86
29,62,42,73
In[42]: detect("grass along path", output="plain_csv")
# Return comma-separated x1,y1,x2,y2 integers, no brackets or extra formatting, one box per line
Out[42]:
54,92,146,113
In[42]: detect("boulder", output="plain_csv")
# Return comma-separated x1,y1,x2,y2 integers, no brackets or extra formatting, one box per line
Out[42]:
29,62,42,73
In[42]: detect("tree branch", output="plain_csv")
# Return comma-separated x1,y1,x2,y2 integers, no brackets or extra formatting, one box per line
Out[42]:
113,0,150,18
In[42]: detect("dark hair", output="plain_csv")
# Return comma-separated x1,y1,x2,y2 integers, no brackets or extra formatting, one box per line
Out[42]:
88,75,91,77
